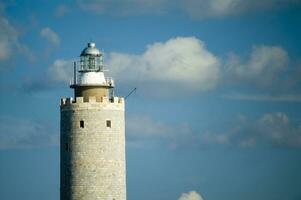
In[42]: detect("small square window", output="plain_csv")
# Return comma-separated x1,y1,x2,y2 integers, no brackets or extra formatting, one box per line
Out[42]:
106,120,111,128
80,120,84,128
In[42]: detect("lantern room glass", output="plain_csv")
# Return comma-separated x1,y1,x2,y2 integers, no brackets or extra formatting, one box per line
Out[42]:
80,54,103,72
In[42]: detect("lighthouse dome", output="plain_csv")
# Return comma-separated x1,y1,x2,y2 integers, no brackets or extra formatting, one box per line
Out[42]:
80,42,101,56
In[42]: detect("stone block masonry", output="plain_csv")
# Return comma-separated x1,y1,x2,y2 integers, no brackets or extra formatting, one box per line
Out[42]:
60,96,126,200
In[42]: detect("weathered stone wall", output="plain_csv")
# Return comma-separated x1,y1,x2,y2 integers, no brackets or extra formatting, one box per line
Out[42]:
60,96,126,200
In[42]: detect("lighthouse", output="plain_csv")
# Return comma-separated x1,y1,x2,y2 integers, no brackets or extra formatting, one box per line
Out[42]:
60,42,126,200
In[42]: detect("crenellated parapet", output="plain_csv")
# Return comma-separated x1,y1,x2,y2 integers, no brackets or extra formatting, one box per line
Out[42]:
60,96,124,111
61,96,124,105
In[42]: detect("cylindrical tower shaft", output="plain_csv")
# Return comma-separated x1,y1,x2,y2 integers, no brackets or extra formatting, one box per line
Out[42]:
60,97,126,200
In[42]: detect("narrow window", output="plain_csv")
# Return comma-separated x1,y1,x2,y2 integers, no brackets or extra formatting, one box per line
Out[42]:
106,120,111,128
65,143,69,152
80,120,84,128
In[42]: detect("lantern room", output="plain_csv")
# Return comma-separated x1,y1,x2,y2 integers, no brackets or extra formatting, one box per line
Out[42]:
70,42,115,100
79,42,103,72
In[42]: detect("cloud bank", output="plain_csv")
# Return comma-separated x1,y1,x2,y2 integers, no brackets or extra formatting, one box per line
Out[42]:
21,58,73,93
222,93,301,102
1,111,298,150
257,112,301,147
29,36,300,99
182,0,301,18
127,112,301,149
38,37,220,96
77,0,301,18
0,116,58,149
126,114,234,149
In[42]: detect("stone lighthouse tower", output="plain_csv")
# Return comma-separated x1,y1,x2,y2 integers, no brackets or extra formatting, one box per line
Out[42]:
60,42,126,200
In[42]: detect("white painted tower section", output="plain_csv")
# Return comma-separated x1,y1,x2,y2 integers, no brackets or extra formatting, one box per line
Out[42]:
78,71,106,85
60,43,126,200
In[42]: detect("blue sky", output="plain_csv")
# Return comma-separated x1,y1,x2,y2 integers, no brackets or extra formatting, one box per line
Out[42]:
1,0,301,200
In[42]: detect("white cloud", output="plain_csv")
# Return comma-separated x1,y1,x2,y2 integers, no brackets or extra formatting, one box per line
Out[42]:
239,137,256,148
47,59,73,84
77,0,169,16
178,191,204,200
225,45,289,88
21,58,74,92
222,93,301,102
182,0,242,18
126,114,236,149
0,15,34,67
182,0,301,18
40,27,60,46
0,16,19,61
257,112,301,147
108,37,220,95
55,4,70,17
0,116,58,149
76,0,301,18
